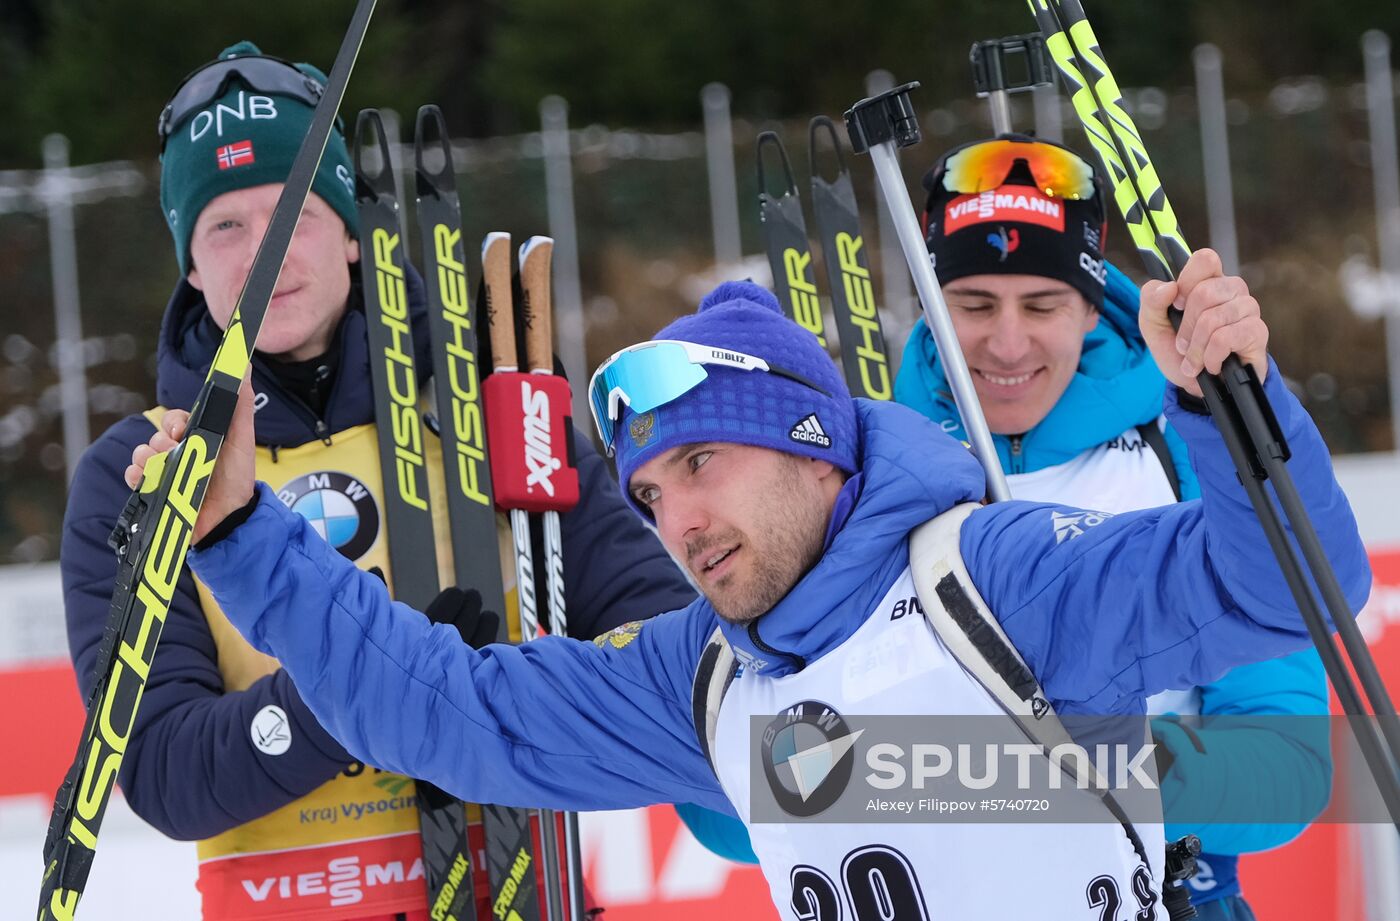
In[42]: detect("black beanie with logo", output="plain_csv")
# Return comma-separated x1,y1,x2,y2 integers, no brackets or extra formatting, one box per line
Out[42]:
922,134,1109,309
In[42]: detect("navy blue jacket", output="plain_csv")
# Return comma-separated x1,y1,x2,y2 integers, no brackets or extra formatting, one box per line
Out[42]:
59,272,695,840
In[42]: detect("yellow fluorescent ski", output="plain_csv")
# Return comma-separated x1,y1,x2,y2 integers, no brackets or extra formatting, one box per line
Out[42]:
38,3,378,916
834,233,891,400
431,223,491,508
209,310,251,380
371,227,429,511
783,247,826,346
44,428,218,916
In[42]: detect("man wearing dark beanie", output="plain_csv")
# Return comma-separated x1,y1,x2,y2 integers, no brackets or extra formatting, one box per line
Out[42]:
59,40,694,919
120,266,1367,920
895,134,1331,921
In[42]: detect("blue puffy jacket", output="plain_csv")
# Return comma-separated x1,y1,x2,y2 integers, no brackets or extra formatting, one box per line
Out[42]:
681,266,1335,886
184,378,1367,830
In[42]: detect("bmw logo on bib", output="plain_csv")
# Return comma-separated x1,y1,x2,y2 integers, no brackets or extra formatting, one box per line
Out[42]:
277,471,381,561
762,700,862,818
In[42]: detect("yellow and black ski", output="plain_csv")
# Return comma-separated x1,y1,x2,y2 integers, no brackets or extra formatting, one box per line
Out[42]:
758,127,893,401
35,3,378,918
757,131,828,348
808,116,892,401
354,107,484,921
1026,0,1188,280
412,106,546,921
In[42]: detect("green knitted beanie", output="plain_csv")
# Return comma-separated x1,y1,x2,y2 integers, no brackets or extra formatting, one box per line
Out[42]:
159,41,358,273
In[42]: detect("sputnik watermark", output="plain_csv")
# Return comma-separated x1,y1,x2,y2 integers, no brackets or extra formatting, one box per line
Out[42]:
752,711,1165,824
865,742,1158,792
751,712,1397,824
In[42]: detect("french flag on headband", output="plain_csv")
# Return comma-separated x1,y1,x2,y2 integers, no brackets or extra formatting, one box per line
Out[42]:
216,140,255,170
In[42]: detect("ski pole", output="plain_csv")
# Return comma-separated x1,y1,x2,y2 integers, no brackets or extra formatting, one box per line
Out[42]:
844,86,1013,502
478,231,550,921
1027,0,1400,826
969,34,1057,135
482,233,582,920
518,236,588,921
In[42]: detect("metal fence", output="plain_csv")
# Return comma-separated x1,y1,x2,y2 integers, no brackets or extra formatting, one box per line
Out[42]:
4,47,1400,564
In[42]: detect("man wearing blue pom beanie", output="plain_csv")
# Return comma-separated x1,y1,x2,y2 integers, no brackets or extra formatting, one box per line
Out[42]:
124,263,1368,919
685,136,1338,917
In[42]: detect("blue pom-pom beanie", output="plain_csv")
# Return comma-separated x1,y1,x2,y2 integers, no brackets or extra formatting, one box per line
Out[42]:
611,280,858,512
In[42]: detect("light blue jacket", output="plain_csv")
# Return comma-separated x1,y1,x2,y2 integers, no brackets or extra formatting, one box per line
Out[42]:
891,261,1332,902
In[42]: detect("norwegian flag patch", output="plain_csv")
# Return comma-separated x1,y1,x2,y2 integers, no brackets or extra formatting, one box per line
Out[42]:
216,140,255,170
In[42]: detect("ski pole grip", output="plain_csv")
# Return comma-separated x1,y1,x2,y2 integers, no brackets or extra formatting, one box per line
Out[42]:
519,236,555,373
483,372,580,513
844,82,922,154
970,34,1055,96
482,232,517,371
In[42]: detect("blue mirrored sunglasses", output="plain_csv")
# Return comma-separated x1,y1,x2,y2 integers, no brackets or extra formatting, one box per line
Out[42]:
588,339,828,456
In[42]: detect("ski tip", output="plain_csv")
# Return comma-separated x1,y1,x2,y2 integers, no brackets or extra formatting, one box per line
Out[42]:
483,231,511,260
518,235,555,265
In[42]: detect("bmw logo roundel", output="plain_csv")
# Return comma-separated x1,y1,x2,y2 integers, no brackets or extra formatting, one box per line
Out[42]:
276,471,380,561
762,700,862,818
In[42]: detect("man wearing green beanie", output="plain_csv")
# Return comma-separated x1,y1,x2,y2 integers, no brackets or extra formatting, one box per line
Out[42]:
58,41,695,919
158,40,361,362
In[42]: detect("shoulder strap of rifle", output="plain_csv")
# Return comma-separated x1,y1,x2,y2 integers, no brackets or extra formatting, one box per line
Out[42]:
1136,419,1182,501
692,626,739,776
908,502,1153,868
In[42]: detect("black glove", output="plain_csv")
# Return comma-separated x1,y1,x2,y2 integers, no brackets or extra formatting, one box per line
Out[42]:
426,585,501,649
365,567,501,650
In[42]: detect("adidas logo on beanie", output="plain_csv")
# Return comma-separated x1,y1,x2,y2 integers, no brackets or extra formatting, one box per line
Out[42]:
789,414,831,448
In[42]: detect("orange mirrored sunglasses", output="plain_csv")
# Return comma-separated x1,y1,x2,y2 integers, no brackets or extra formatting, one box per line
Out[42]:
940,139,1096,201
